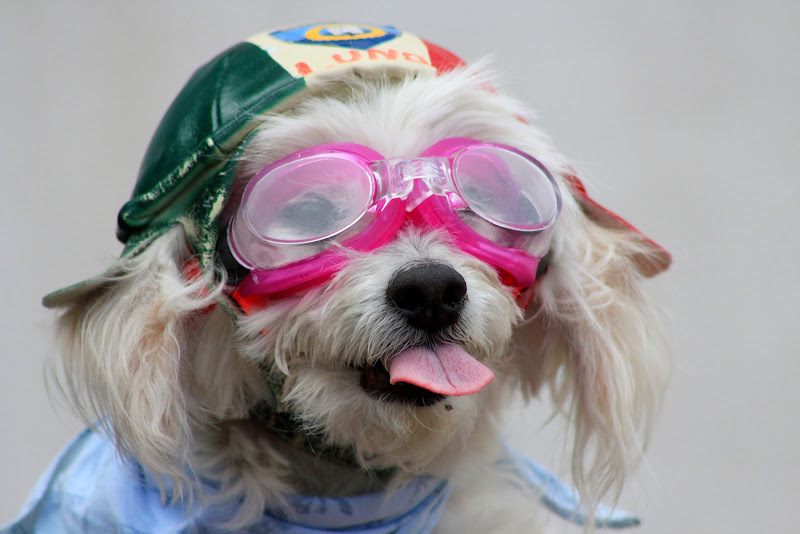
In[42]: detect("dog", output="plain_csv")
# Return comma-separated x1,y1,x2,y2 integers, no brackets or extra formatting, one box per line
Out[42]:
5,24,670,534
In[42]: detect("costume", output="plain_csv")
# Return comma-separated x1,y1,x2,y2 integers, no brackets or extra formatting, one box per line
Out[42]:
16,24,662,533
3,429,637,533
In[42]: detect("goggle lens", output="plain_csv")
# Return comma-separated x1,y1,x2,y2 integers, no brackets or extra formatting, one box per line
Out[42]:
242,154,374,244
453,146,559,232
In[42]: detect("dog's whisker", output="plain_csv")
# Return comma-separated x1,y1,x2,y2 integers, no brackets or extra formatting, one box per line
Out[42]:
407,405,450,434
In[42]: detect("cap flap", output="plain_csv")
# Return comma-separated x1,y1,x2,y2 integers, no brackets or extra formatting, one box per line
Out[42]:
564,174,671,277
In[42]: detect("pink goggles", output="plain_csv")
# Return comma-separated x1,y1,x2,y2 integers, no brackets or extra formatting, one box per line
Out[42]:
227,138,562,303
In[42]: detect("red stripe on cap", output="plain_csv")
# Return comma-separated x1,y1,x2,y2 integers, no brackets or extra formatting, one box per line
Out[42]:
422,39,466,74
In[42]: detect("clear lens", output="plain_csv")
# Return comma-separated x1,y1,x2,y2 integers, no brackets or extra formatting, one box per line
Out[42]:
242,154,374,244
453,146,559,232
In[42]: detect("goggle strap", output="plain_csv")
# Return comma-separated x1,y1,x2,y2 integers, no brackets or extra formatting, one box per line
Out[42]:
187,244,544,318
230,287,269,315
181,257,271,317
180,257,218,315
408,195,540,288
514,251,552,310
216,223,252,287
234,199,406,299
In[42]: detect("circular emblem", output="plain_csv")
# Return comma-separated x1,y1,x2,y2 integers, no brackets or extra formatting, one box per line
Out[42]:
304,24,386,42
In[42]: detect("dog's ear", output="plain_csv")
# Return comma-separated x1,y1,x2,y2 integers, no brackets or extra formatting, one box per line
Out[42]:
510,174,670,516
50,227,219,500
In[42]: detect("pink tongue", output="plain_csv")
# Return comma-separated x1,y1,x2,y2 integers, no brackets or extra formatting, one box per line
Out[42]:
386,344,494,396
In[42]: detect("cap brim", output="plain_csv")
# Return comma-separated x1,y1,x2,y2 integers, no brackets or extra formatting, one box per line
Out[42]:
42,234,158,309
42,271,115,309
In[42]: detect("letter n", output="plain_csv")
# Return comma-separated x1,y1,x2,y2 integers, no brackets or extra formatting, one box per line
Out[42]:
367,48,399,60
331,50,362,63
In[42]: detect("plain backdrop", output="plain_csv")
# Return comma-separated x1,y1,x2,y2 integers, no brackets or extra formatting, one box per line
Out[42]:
2,2,798,533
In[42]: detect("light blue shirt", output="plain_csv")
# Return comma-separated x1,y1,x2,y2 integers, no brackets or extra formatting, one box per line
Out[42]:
2,429,637,533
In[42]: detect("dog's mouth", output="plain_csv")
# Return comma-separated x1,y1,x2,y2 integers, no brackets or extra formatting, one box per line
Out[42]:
359,343,494,407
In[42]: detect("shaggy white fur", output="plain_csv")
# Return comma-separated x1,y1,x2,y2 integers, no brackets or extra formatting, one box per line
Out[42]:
50,65,668,533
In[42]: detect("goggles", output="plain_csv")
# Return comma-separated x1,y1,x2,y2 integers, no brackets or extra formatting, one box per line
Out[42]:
227,137,562,303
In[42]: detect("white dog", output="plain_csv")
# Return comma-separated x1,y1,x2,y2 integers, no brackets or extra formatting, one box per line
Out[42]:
6,24,670,534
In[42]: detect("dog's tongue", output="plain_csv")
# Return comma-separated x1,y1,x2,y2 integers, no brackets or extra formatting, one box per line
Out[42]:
386,344,494,396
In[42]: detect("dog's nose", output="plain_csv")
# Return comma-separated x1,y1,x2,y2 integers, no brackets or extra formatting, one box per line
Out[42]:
387,263,467,332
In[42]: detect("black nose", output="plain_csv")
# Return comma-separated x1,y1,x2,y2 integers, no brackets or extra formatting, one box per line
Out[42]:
387,263,467,332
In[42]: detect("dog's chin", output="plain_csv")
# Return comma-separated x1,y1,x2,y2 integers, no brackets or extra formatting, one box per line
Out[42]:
281,361,489,472
359,360,447,407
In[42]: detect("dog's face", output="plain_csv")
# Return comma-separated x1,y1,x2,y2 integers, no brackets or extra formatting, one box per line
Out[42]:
207,71,561,472
53,65,669,522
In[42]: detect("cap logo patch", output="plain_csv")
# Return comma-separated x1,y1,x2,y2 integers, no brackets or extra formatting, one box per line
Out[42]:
271,24,400,49
248,25,437,83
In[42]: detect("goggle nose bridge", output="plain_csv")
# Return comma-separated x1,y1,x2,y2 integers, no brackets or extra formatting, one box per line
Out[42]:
371,156,453,209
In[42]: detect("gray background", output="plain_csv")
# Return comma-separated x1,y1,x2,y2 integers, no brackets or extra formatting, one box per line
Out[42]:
2,2,798,533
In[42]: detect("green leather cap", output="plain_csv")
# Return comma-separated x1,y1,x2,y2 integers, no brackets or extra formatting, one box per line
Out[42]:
43,24,464,308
